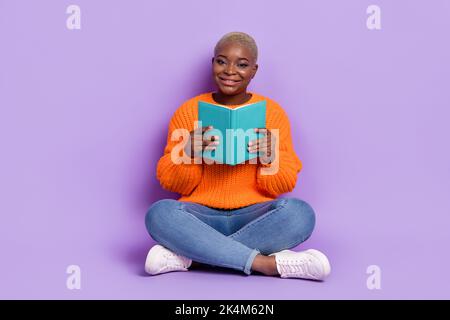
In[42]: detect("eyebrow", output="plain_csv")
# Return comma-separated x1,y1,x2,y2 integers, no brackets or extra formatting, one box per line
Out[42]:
217,54,250,62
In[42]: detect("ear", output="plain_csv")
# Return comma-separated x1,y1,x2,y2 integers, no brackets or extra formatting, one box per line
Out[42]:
211,57,215,65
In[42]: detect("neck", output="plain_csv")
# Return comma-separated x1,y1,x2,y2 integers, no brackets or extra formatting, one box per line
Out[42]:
213,91,252,105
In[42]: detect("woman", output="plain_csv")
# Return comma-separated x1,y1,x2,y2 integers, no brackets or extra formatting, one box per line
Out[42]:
144,32,331,280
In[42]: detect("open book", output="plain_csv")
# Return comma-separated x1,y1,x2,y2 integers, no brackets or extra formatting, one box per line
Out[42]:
198,100,267,165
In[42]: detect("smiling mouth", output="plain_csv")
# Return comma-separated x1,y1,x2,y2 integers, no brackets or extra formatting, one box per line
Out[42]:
218,77,242,86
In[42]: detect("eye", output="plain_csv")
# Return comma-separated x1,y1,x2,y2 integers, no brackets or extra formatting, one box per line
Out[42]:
216,58,225,65
238,63,248,68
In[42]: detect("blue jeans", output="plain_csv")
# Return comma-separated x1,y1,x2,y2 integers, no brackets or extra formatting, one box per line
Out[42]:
145,197,315,275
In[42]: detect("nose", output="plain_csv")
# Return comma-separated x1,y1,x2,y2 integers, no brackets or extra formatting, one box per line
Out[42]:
224,63,236,75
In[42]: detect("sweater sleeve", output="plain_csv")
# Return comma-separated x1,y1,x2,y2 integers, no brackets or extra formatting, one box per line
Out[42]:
256,103,302,197
156,104,203,196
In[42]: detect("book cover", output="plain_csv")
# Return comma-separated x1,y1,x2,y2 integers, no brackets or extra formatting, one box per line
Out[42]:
198,100,267,165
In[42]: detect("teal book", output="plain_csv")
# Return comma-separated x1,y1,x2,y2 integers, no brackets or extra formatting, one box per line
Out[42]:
198,100,267,165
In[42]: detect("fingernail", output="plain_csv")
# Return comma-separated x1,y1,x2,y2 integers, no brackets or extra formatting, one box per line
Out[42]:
248,142,253,146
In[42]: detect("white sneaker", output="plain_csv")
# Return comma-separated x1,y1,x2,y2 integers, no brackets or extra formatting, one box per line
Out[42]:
270,249,331,280
145,244,192,275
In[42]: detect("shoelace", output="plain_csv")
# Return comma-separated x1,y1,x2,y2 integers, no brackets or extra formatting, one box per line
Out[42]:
278,256,313,276
162,252,188,269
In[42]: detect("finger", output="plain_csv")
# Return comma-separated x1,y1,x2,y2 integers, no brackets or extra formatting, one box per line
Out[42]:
207,135,220,142
194,125,213,135
257,135,275,147
203,135,220,144
247,139,257,146
251,142,269,151
203,125,214,133
248,142,271,153
248,141,268,153
203,140,219,147
248,147,261,154
194,133,219,142
248,144,261,153
248,137,268,147
203,145,217,151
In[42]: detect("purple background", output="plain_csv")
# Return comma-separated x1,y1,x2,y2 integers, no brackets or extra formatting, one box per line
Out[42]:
1,0,449,299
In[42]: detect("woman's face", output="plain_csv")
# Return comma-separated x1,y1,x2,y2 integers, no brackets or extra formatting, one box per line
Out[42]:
212,42,258,96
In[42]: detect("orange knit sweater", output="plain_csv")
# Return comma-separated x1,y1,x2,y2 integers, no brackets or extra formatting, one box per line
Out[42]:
156,92,302,209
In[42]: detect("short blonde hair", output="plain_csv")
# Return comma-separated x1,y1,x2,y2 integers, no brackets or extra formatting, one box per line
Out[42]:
214,32,258,62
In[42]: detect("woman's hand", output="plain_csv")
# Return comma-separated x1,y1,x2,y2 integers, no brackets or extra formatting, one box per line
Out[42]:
247,128,276,164
184,125,220,159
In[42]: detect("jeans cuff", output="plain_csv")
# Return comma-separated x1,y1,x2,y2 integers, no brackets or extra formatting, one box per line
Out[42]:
243,249,260,275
